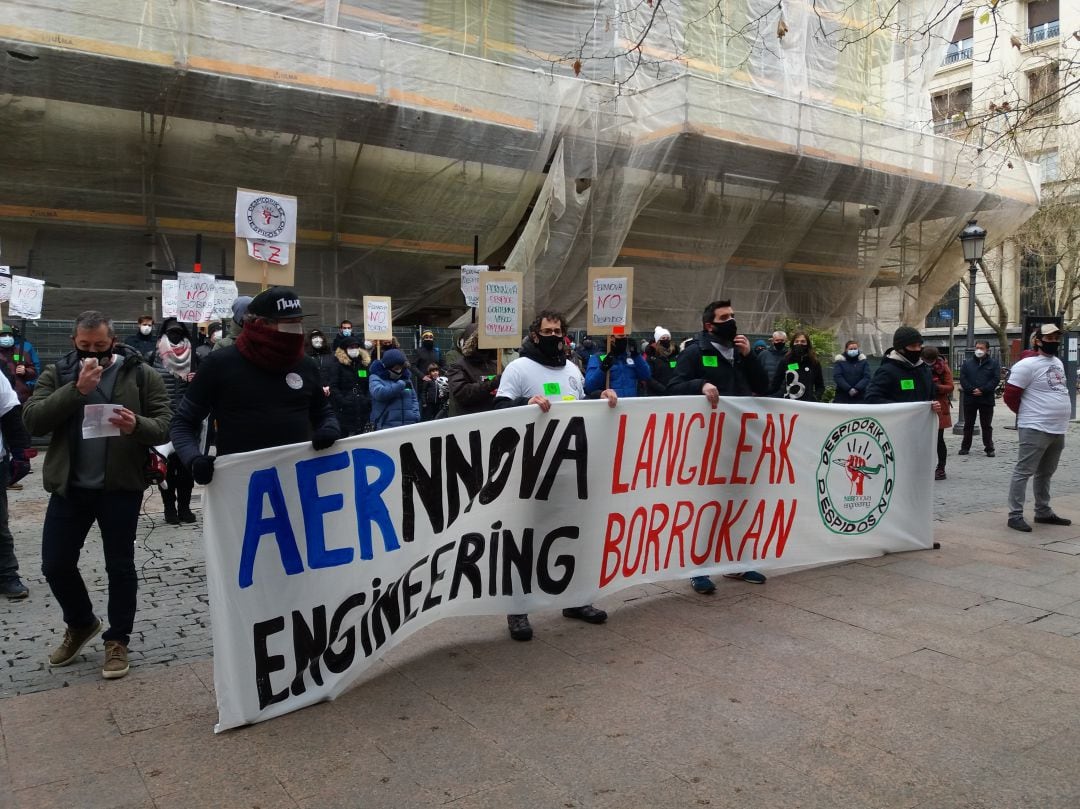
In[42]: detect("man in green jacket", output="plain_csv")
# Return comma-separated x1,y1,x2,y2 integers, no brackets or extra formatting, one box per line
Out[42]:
24,311,171,680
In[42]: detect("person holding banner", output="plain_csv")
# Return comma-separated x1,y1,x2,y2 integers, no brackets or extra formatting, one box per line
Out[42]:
666,299,771,593
494,309,618,641
0,371,32,600
170,287,340,485
24,311,172,679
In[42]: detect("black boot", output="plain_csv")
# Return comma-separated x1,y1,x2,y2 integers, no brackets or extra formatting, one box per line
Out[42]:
160,488,179,525
177,488,197,524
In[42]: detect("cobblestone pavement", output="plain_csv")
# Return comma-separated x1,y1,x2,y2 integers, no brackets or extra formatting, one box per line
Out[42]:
3,406,1080,697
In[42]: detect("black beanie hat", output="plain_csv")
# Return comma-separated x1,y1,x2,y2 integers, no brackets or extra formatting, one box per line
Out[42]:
893,325,923,351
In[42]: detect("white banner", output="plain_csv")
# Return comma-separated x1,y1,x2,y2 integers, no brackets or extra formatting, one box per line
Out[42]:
235,189,298,244
161,280,178,319
8,276,44,320
177,272,216,323
204,398,934,731
0,266,10,302
212,280,239,322
460,264,485,307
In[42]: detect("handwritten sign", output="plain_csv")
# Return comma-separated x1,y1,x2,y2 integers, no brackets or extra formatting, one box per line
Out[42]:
212,280,239,321
162,280,179,319
477,270,523,349
8,276,44,320
460,264,485,307
246,240,290,266
177,272,216,323
0,266,10,302
363,296,393,341
587,267,634,335
235,189,298,245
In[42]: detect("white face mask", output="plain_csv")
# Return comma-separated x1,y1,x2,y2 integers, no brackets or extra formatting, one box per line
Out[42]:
139,325,152,336
311,338,324,349
276,322,304,334
210,331,222,342
974,349,986,358
0,336,14,348
346,349,361,359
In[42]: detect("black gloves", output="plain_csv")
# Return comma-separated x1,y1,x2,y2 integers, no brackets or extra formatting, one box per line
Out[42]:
600,354,615,372
312,425,340,451
191,455,215,485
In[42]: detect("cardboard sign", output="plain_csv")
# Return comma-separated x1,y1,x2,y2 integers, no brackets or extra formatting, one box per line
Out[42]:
235,188,298,245
0,266,10,303
233,239,296,287
363,296,393,341
460,264,485,307
8,276,43,320
212,280,239,322
477,270,523,349
176,272,217,323
161,280,179,319
246,240,290,266
587,267,634,335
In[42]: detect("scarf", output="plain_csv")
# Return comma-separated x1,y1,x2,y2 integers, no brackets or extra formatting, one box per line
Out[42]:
236,318,305,371
156,335,192,380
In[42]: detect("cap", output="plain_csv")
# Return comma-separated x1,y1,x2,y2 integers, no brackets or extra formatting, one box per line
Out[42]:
421,330,435,341
752,339,767,349
247,287,304,319
382,348,407,368
892,325,923,350
341,335,361,348
0,325,13,335
1039,323,1062,336
231,295,253,325
654,326,671,341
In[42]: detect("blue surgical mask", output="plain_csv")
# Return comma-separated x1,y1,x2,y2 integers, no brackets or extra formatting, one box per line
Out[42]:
341,328,352,337
846,349,859,358
0,336,14,348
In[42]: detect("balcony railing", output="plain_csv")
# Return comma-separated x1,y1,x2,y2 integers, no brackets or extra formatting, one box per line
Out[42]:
943,39,973,65
933,118,969,134
1026,20,1060,44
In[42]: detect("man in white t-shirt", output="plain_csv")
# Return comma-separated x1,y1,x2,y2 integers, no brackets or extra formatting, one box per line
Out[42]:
0,371,30,599
494,308,617,641
1002,323,1072,532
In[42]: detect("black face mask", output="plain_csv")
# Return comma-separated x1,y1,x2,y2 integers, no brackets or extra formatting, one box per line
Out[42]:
1041,341,1060,356
422,340,434,349
773,341,785,351
77,348,114,366
902,349,922,365
536,334,564,360
166,331,184,345
710,320,738,343
792,344,808,357
613,339,628,354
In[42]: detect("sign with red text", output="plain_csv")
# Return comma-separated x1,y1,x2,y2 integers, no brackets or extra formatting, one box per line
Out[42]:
8,276,43,320
177,272,216,323
477,270,522,349
235,189,298,245
202,397,934,730
460,264,485,307
363,296,393,341
587,266,633,335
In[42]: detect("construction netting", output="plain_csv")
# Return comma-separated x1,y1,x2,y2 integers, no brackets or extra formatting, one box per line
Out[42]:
0,0,1038,346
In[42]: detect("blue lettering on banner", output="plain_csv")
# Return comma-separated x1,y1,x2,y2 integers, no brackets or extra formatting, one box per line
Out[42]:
240,468,304,589
297,453,353,570
352,448,401,560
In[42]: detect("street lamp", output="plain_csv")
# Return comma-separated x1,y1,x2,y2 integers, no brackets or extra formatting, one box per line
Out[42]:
953,220,988,435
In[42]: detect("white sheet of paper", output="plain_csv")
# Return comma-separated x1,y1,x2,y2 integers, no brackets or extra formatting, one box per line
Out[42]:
9,276,44,320
82,404,122,439
246,240,290,265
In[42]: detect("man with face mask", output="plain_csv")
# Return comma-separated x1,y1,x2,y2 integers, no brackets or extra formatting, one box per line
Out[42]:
124,315,157,362
331,319,354,352
170,287,340,487
1002,323,1072,532
667,299,771,593
413,329,442,373
758,329,788,383
24,310,172,679
958,340,1000,457
585,333,650,398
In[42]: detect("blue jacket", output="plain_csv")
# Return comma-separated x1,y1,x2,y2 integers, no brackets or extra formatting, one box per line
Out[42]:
369,360,420,429
832,354,871,403
584,350,650,397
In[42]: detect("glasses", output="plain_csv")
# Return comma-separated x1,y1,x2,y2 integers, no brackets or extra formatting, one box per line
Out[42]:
538,328,563,337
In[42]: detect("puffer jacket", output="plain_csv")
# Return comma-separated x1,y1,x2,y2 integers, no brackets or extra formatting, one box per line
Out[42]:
865,349,935,404
368,359,420,429
584,347,650,397
832,353,871,404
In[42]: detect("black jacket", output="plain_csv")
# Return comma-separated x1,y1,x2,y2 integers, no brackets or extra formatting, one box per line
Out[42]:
124,331,158,362
644,346,679,394
832,354,871,404
758,344,787,381
414,343,443,372
309,348,338,390
332,347,372,401
771,351,825,401
959,354,1001,402
447,345,499,417
666,332,769,397
865,350,935,404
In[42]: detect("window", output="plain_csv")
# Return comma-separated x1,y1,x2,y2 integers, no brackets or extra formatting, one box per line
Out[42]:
1028,66,1060,116
1020,246,1058,315
1027,0,1059,42
931,85,972,132
1035,150,1060,183
944,17,974,64
926,283,960,328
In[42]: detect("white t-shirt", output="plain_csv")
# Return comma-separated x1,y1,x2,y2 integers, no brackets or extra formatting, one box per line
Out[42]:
497,356,585,403
0,373,19,455
1008,354,1071,434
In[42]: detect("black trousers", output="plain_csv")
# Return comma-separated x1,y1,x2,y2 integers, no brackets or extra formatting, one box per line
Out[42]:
960,397,995,452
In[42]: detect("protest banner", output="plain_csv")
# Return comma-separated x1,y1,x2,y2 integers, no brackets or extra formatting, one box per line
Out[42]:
0,266,10,303
587,267,633,335
477,270,522,349
177,272,216,323
460,264,485,308
363,296,393,343
235,189,298,245
203,397,934,731
8,276,44,320
212,280,239,322
162,280,178,319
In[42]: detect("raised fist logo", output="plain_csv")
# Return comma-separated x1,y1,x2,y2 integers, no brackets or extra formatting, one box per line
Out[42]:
846,454,867,495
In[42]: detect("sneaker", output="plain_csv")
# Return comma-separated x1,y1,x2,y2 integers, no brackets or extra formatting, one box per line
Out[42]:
935,467,947,480
690,576,716,594
0,577,29,599
1034,514,1072,526
985,449,996,457
506,614,532,642
177,509,197,524
1007,517,1032,533
49,618,103,666
724,571,768,584
562,605,607,624
102,640,129,680
957,448,970,456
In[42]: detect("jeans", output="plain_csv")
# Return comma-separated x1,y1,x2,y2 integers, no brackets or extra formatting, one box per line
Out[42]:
40,487,143,646
960,397,994,451
1008,428,1065,519
0,463,17,583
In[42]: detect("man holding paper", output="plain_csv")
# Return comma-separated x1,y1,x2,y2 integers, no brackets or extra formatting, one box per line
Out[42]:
23,311,172,680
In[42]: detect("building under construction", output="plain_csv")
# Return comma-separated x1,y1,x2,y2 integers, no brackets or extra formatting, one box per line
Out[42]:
0,0,1038,344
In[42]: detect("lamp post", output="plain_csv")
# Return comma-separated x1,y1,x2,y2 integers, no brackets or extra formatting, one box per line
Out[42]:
953,220,987,435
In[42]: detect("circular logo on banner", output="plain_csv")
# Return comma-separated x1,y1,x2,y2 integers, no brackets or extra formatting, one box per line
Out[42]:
816,417,896,535
246,196,288,240
285,373,303,390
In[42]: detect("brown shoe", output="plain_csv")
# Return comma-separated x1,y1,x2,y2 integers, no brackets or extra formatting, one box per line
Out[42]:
102,640,130,680
7,482,22,491
49,618,103,666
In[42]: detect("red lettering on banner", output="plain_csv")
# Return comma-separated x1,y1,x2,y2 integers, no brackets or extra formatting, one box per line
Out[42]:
777,413,797,483
762,500,796,557
611,415,630,494
632,414,656,490
664,501,694,568
730,413,757,485
678,413,704,484
715,499,748,561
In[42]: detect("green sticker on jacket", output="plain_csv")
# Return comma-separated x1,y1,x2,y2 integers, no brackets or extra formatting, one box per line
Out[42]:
787,362,799,371
669,360,677,368
900,378,915,390
357,369,367,378
702,356,718,367
543,382,561,395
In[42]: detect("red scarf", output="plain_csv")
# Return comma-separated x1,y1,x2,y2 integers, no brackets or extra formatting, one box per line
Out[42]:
236,319,305,371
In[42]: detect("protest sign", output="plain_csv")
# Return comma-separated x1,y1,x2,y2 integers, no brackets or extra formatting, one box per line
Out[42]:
587,267,633,335
203,397,934,731
363,296,393,342
235,189,298,245
212,280,239,322
477,270,522,349
8,276,44,320
233,239,295,287
247,240,290,266
460,264,485,308
162,280,178,319
177,272,216,323
0,266,10,303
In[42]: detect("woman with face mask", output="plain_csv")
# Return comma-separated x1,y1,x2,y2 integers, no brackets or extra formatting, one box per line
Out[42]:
332,336,372,435
152,318,198,524
771,330,825,401
922,345,954,480
368,348,419,430
0,325,37,403
832,340,871,404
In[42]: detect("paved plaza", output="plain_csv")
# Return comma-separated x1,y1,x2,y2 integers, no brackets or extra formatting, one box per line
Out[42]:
4,407,1080,807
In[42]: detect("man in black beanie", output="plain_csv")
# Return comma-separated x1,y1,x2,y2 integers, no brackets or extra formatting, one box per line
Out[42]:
866,325,940,408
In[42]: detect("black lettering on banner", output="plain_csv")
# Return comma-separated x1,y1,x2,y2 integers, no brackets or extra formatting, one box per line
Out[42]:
478,427,520,504
537,525,578,594
450,532,485,599
519,421,559,499
324,592,366,674
400,437,444,542
289,606,328,697
536,416,588,501
422,541,456,612
446,431,485,527
253,616,288,710
501,527,533,594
